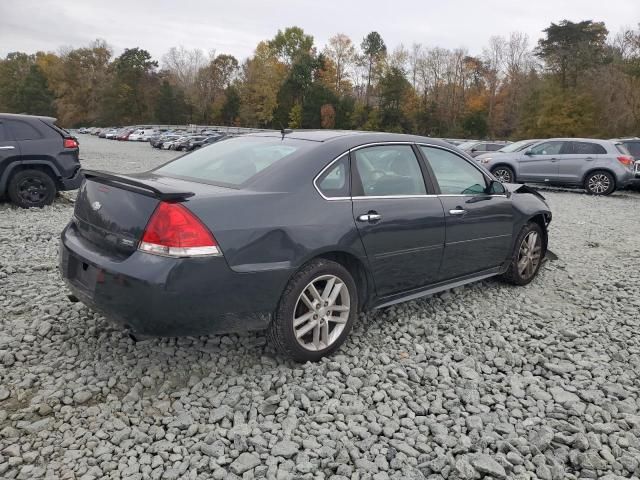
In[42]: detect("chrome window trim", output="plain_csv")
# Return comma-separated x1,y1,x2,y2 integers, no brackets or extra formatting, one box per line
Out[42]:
313,141,508,201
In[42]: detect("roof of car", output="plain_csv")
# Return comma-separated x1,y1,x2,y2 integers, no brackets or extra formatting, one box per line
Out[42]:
246,129,452,147
0,112,57,123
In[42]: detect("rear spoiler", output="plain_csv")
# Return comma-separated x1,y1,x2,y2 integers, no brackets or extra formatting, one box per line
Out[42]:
82,169,195,201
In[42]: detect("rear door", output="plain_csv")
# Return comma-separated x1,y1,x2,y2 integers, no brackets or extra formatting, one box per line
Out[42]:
350,143,445,297
517,141,565,182
0,121,21,176
557,141,605,183
419,145,513,280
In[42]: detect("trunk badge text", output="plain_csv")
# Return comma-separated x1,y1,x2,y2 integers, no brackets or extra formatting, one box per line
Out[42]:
91,201,102,211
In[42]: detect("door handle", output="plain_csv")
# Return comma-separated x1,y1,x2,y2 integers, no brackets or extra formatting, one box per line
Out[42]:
357,213,382,222
585,157,594,161
0,146,15,150
550,157,557,162
449,208,466,216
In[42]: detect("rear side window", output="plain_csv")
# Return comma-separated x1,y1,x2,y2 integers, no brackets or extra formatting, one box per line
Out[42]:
6,120,43,140
353,145,426,196
421,146,487,195
156,136,313,187
317,155,350,198
572,142,606,155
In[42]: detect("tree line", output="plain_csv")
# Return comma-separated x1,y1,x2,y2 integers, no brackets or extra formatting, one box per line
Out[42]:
0,20,638,139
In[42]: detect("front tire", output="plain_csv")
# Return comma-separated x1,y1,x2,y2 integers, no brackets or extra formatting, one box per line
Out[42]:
501,222,545,285
7,169,57,208
491,166,515,183
585,170,615,195
268,259,358,362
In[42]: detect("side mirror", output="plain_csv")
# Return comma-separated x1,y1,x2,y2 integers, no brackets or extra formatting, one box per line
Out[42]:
470,148,477,153
487,180,507,194
524,149,533,156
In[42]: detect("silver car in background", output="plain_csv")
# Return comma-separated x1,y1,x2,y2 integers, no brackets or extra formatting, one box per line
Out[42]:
476,138,636,195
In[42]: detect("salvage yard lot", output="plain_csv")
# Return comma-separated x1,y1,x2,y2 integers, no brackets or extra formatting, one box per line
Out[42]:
1,135,639,479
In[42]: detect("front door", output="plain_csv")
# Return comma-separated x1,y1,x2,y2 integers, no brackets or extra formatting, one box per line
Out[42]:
518,141,565,183
351,144,445,297
419,145,514,280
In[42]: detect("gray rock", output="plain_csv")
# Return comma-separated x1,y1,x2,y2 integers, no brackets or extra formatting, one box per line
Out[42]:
271,440,299,458
471,454,506,479
229,452,261,475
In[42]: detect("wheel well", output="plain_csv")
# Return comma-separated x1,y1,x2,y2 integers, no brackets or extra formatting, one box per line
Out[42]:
529,214,550,253
316,251,373,312
583,168,616,187
7,164,61,190
491,164,516,178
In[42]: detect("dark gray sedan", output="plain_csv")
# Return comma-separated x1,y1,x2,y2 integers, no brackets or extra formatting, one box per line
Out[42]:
59,131,552,361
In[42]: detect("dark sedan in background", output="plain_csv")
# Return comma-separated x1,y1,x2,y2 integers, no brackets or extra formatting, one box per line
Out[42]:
59,131,551,361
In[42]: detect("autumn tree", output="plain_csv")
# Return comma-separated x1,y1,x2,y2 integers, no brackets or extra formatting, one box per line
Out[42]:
323,34,357,94
239,42,286,127
361,31,387,107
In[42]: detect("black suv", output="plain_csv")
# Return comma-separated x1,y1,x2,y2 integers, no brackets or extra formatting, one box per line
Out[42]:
0,113,82,207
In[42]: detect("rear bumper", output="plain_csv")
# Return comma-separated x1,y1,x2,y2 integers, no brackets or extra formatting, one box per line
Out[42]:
59,223,292,337
60,168,84,190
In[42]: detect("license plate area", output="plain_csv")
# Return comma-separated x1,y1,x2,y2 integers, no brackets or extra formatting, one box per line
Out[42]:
69,255,99,294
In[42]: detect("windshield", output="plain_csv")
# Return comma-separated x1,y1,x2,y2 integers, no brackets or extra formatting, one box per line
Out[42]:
498,140,536,153
155,136,313,187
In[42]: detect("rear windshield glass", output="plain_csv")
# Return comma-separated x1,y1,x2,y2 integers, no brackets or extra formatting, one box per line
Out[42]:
620,142,639,157
155,136,312,187
616,143,632,155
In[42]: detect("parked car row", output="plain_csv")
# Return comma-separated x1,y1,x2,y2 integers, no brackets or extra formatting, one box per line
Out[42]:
77,126,229,152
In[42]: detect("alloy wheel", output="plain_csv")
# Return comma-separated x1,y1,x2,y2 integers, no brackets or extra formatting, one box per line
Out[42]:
17,177,48,204
293,274,350,351
517,231,542,280
493,168,512,183
587,174,610,194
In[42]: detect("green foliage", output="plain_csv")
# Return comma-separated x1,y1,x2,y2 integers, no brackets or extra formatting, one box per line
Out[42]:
221,85,241,125
269,27,314,65
378,66,411,132
0,54,55,115
154,79,188,124
462,110,488,138
518,82,596,137
288,103,303,128
536,20,609,88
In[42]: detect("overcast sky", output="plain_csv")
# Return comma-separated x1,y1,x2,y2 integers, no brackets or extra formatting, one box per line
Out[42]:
1,0,638,63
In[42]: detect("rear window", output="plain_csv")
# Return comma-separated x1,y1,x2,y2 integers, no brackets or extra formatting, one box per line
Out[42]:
155,136,312,187
620,142,639,157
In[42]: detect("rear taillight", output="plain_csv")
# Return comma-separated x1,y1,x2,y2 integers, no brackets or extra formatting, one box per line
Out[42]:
138,202,221,257
64,138,78,149
617,155,634,166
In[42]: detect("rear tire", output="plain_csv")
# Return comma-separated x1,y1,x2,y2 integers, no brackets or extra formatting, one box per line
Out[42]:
268,259,358,362
501,222,545,286
7,169,57,208
491,166,515,183
584,170,615,195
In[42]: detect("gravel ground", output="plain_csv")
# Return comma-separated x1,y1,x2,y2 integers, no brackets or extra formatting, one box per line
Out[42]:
1,135,639,480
